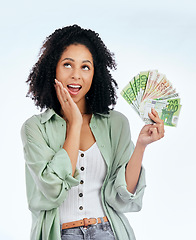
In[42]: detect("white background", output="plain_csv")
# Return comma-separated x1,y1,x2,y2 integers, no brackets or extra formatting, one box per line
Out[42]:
1,0,196,239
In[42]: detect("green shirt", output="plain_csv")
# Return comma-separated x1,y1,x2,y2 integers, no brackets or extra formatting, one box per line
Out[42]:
21,109,146,240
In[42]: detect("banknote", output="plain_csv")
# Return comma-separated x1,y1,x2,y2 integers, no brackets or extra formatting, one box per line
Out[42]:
121,79,139,109
120,90,140,115
142,70,158,101
120,70,182,127
138,71,149,103
133,74,141,104
140,98,182,127
156,92,179,100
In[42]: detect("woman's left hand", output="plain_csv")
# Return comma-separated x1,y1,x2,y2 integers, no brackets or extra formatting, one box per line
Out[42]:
137,108,165,149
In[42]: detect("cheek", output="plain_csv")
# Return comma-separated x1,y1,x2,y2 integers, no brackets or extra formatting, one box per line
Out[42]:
87,75,93,88
56,67,69,81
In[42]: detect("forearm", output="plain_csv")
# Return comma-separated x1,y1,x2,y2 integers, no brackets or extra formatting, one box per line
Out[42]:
125,109,164,194
125,143,146,194
63,123,81,176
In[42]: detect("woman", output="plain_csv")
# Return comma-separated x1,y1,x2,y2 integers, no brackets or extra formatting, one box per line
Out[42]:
21,25,164,240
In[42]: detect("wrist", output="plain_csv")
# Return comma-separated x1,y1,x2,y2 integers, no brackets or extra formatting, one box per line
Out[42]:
67,122,82,131
135,140,146,153
63,116,83,127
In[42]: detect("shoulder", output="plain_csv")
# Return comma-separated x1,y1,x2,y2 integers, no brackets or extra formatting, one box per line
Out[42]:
109,110,130,127
108,110,132,146
109,109,127,119
21,113,43,143
94,110,129,127
21,113,43,132
21,109,56,132
21,109,60,144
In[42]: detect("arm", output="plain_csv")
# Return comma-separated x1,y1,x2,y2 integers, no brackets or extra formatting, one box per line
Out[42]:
21,118,80,211
21,80,83,211
125,144,145,194
55,79,82,176
105,110,164,213
104,112,146,213
125,108,165,193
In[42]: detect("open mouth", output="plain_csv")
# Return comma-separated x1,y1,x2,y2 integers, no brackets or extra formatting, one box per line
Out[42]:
67,84,82,95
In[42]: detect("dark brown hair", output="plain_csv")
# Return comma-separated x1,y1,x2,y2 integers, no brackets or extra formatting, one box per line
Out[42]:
26,24,118,114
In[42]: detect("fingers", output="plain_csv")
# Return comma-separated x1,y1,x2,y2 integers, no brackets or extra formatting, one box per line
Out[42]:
157,123,165,137
54,79,83,125
147,126,164,142
148,108,165,139
55,79,71,106
151,124,164,139
54,79,63,103
148,108,162,124
149,126,158,136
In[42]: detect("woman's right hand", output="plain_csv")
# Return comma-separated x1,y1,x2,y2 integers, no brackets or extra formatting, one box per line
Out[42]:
54,79,83,127
55,79,82,176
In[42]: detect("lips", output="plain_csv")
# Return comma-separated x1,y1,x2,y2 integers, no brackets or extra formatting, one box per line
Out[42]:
67,84,82,95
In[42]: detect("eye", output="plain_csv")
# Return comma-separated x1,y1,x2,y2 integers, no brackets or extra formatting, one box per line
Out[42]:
82,65,90,71
64,63,72,68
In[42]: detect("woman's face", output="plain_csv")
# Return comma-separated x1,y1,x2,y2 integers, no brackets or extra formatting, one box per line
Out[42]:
56,44,94,107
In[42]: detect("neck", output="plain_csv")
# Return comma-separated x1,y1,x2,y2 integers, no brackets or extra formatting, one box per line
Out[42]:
77,100,91,115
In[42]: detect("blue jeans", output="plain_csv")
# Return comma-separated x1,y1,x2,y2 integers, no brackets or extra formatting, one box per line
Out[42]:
61,218,115,240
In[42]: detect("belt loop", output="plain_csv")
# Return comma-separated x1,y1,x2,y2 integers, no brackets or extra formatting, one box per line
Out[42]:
83,218,89,227
100,217,107,231
93,217,98,225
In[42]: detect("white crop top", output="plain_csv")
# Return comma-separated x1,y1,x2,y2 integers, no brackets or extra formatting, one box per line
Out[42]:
59,142,107,223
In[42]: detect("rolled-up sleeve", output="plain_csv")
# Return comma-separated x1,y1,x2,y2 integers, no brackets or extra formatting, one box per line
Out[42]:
21,118,80,211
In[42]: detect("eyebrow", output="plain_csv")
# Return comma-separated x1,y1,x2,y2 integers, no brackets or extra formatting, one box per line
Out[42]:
61,58,93,65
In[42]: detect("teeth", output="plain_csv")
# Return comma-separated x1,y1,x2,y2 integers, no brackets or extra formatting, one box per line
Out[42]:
68,84,81,88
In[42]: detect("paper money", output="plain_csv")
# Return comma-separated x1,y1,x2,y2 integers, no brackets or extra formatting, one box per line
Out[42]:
139,71,149,103
140,98,181,127
121,70,182,127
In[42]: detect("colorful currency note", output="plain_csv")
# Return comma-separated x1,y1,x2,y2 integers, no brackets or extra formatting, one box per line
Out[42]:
120,70,182,127
140,98,182,127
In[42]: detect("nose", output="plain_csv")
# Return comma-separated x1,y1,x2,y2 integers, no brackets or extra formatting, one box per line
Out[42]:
72,68,81,80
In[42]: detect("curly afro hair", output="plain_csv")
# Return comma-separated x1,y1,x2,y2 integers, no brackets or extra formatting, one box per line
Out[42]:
26,24,118,114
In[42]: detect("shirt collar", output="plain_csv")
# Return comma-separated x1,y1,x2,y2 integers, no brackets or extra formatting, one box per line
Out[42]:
95,112,110,118
40,108,110,124
40,109,57,123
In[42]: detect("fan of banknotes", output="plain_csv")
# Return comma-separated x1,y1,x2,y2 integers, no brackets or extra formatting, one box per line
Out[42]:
120,70,182,127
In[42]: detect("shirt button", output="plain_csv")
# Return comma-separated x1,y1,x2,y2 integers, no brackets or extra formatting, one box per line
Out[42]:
80,167,85,171
80,180,84,184
79,206,83,210
81,153,84,157
79,193,83,197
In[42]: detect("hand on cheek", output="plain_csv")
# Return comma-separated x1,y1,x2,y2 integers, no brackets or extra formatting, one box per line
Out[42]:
54,79,83,126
